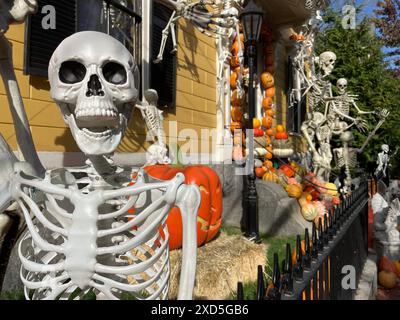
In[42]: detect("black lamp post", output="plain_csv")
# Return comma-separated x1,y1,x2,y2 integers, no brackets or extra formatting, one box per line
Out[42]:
240,0,263,242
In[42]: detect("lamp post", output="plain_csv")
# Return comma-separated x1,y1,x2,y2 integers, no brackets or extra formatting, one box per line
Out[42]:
240,0,263,242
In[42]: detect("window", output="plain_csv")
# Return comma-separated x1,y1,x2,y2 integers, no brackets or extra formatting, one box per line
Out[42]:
150,3,176,108
24,0,141,78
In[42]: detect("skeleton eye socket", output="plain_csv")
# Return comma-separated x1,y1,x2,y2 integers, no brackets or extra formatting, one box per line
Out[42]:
102,62,127,85
59,61,87,84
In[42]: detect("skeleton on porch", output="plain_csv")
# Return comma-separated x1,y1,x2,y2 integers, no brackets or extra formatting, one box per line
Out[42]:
0,31,200,300
327,78,389,192
153,0,242,64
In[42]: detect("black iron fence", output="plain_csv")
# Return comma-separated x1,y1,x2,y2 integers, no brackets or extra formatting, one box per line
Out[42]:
238,180,369,300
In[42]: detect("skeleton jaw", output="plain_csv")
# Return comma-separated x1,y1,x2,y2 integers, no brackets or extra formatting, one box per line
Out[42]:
64,102,130,156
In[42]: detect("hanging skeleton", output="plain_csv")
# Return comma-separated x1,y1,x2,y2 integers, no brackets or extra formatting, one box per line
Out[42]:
153,0,241,64
0,31,201,300
136,89,171,165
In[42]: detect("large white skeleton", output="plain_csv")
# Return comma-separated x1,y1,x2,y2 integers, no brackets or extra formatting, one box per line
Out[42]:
0,31,201,300
153,0,242,64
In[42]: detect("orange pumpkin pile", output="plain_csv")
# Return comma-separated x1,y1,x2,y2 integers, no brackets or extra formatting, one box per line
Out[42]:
377,256,400,289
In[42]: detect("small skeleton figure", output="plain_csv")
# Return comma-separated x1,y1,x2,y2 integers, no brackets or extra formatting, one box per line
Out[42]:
0,31,201,300
153,0,241,63
136,89,171,165
375,144,390,184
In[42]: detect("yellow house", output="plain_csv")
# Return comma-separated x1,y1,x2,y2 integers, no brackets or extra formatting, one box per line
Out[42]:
0,0,314,169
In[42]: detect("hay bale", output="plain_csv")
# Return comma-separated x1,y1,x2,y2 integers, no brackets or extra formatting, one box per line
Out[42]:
168,232,267,300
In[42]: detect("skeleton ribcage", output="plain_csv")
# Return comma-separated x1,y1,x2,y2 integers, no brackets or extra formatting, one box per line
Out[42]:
333,148,358,169
14,171,184,300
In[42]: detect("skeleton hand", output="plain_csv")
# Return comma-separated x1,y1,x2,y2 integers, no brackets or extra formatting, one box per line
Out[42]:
375,108,390,119
354,117,368,132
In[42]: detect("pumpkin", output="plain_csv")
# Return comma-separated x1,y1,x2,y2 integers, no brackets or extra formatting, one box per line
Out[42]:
230,55,240,68
272,148,293,158
280,164,295,178
265,54,274,67
265,128,274,136
253,118,261,129
255,167,267,178
260,72,275,89
266,109,275,117
262,97,273,110
304,186,321,201
301,203,318,221
276,125,285,133
231,89,245,106
231,40,244,56
230,72,238,89
378,271,398,289
324,182,338,197
286,184,302,198
263,171,279,183
144,165,222,250
275,131,289,140
234,33,245,43
264,160,273,169
231,106,243,122
262,116,273,129
230,121,242,133
265,87,276,98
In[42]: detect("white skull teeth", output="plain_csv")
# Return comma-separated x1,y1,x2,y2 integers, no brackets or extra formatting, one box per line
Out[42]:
75,108,118,119
82,128,113,139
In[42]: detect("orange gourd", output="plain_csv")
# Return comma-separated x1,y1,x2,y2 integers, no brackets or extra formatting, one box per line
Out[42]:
230,55,240,68
231,89,245,106
264,160,273,169
286,184,302,198
144,165,222,250
255,167,267,178
275,131,289,140
232,40,244,56
253,118,261,129
260,72,275,89
265,128,274,137
263,171,279,183
262,116,273,129
276,125,285,133
266,87,276,98
266,109,275,117
262,97,273,110
378,271,398,289
231,107,243,122
230,72,238,89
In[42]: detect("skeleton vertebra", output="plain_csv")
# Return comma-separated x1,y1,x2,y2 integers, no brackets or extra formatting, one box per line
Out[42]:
1,31,201,300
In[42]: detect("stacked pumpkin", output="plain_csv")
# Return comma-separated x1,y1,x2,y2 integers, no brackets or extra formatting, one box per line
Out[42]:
259,24,276,167
230,30,246,162
271,125,294,158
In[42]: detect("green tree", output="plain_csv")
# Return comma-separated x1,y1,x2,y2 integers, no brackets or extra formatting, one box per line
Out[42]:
315,7,400,177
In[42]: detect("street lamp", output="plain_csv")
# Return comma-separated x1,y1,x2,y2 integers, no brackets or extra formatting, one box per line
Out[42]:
240,0,263,242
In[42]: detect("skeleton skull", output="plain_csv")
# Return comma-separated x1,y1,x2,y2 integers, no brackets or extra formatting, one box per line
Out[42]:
382,144,389,153
318,51,337,76
49,31,140,156
0,0,37,32
337,78,348,95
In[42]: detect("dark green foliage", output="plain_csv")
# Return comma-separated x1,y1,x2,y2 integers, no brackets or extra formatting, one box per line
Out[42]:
315,7,400,176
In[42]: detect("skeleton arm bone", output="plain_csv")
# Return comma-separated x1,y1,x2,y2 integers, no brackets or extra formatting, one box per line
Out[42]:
176,183,200,300
351,101,375,115
0,34,45,177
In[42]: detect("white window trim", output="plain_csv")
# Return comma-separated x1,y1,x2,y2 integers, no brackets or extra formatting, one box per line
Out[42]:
141,0,152,97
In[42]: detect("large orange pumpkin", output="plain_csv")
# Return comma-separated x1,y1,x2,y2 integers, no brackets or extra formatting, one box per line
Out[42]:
230,55,240,68
144,165,222,250
262,116,273,129
260,72,275,89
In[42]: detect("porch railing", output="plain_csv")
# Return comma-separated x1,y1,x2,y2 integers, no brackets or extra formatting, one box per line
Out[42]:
237,180,369,300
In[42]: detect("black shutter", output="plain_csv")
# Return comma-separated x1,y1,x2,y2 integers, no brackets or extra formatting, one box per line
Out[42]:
24,0,77,78
151,4,176,108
